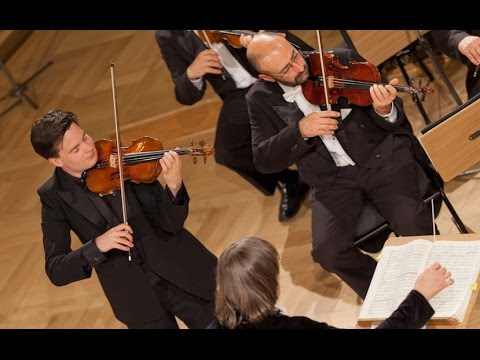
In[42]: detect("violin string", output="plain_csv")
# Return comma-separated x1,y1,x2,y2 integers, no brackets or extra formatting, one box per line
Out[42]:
96,149,193,166
216,30,256,36
125,149,191,162
314,76,418,93
332,79,413,92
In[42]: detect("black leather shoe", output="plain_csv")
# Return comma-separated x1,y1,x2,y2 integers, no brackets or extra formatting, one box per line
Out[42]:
278,180,310,222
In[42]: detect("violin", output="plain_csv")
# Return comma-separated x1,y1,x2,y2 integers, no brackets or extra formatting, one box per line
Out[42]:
86,136,214,196
197,30,256,49
302,51,434,107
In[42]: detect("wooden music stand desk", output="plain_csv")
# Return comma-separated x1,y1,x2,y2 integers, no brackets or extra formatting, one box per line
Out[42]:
357,233,480,329
418,94,480,182
344,30,429,66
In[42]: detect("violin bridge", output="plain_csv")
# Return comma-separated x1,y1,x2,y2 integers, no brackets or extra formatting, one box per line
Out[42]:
110,155,117,168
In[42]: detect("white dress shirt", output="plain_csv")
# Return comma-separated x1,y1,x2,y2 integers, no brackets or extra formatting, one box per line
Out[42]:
190,31,258,90
279,83,397,167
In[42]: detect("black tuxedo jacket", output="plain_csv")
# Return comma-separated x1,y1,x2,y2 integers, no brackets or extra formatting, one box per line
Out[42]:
246,48,418,190
38,167,216,325
155,30,314,195
155,30,313,105
431,30,480,64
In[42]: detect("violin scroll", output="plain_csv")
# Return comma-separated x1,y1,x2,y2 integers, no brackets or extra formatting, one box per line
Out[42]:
407,78,435,98
190,140,215,165
197,30,256,49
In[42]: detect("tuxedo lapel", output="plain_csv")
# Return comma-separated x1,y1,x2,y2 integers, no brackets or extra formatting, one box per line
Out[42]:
55,168,107,230
180,31,207,60
166,31,206,65
272,98,332,161
57,186,108,231
272,103,304,126
335,107,356,151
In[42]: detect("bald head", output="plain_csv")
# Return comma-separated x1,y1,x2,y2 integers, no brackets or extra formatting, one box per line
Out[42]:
247,32,292,74
247,32,309,86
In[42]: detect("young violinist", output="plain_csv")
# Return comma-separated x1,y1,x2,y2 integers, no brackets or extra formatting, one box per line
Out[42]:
155,30,313,222
245,32,434,299
30,109,217,328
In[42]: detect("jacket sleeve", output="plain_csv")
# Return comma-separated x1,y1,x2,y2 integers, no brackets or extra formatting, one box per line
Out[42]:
431,30,471,64
247,89,316,174
155,30,206,105
337,48,407,130
376,290,435,329
133,180,189,234
39,191,93,286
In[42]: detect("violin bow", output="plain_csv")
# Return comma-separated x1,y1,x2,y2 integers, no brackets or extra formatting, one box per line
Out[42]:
110,61,131,262
315,30,332,112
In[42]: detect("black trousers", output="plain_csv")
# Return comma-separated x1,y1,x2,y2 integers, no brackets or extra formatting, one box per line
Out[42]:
310,150,432,299
214,88,295,196
127,268,215,329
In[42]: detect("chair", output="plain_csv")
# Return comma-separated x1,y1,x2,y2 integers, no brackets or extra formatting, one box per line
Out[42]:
354,161,468,251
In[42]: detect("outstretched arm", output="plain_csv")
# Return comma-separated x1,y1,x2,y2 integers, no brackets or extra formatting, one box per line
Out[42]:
376,263,453,329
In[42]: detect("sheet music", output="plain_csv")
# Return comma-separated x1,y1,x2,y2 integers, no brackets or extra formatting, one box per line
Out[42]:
426,241,480,319
360,240,431,318
359,239,480,322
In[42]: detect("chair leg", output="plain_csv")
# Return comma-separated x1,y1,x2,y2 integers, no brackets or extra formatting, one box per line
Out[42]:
354,223,390,246
439,188,469,233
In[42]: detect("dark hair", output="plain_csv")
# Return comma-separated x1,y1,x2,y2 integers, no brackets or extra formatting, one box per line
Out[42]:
215,237,280,329
30,109,78,159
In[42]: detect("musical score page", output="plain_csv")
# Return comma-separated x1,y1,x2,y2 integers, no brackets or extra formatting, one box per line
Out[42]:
426,241,480,320
359,239,480,321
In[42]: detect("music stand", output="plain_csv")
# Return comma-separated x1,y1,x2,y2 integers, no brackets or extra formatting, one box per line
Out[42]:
339,30,434,124
419,93,480,182
0,60,53,118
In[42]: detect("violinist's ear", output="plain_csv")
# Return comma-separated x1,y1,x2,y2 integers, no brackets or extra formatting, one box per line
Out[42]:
258,73,276,83
48,157,63,168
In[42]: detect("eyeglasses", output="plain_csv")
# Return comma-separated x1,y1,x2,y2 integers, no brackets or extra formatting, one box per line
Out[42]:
271,48,302,77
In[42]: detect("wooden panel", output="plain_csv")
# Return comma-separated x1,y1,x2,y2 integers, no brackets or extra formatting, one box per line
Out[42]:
0,30,33,62
346,30,429,65
418,97,480,182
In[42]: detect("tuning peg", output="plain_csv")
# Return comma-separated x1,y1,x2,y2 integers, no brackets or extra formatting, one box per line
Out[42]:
199,140,206,147
193,157,197,165
421,79,430,102
204,156,207,164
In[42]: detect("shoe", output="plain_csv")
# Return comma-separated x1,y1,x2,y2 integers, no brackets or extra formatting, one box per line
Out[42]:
278,179,310,222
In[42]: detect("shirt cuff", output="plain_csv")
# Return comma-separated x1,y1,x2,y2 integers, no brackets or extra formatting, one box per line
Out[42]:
166,183,186,205
375,104,398,123
189,76,204,90
81,239,106,269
